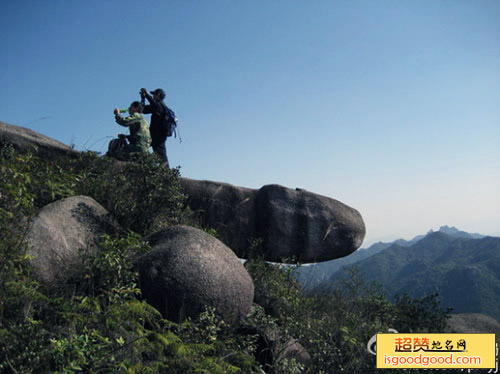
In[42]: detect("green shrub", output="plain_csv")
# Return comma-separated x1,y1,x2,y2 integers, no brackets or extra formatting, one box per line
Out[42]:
73,152,185,235
245,259,304,320
245,261,456,374
393,292,451,333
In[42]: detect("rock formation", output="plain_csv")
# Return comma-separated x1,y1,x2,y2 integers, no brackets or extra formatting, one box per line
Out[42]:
0,121,78,159
1,121,366,263
269,333,311,368
1,121,369,372
182,179,365,263
181,178,256,255
26,195,119,285
135,225,254,324
240,322,312,371
256,184,365,262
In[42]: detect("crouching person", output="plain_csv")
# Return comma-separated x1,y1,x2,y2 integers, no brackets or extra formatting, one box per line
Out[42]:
107,101,151,161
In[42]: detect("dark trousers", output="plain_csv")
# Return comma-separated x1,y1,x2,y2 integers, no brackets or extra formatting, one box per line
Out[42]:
152,137,168,166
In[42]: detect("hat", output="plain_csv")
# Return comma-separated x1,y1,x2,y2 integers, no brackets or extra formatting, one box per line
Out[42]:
150,88,165,97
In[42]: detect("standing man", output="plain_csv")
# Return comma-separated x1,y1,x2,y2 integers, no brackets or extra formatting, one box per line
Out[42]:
140,88,169,166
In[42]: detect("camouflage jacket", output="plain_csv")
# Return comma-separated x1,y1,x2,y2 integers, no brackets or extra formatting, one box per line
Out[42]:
114,112,152,151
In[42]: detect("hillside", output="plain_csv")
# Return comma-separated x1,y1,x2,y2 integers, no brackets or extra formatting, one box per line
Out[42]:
328,232,500,319
1,123,496,374
295,225,486,289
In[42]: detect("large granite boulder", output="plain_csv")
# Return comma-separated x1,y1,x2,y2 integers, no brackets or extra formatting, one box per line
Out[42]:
180,178,256,254
256,185,365,262
181,179,365,263
26,196,119,285
0,121,78,159
135,225,254,324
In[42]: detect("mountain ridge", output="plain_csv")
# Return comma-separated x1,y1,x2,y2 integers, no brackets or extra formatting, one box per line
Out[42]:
326,232,500,320
295,226,491,289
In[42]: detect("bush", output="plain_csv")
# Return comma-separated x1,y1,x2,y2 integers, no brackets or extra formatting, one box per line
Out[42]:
245,261,458,374
73,152,185,235
0,146,185,236
394,292,451,333
245,259,303,320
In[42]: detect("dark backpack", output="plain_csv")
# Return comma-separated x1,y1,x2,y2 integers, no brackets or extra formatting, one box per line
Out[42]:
164,105,178,138
106,136,127,156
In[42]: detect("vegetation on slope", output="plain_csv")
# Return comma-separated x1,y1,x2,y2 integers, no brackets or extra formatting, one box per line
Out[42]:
0,146,467,373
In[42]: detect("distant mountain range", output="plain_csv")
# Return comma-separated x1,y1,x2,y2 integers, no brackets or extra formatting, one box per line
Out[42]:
295,226,484,288
294,226,500,320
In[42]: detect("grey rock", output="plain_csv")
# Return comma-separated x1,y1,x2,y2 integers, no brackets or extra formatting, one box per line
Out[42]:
26,196,118,285
264,327,312,368
0,121,78,159
256,184,365,262
275,336,311,368
181,179,365,263
243,320,311,371
135,225,254,324
180,178,256,255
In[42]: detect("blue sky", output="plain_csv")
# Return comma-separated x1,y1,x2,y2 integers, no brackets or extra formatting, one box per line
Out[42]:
1,0,499,246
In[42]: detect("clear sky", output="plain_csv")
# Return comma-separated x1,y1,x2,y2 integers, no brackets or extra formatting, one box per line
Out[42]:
1,1,499,247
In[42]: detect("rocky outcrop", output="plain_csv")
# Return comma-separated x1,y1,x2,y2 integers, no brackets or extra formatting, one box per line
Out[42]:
240,321,311,371
0,121,78,159
135,225,254,324
181,178,256,255
182,179,365,263
26,196,119,285
26,195,254,324
2,121,366,264
272,335,311,368
256,184,365,262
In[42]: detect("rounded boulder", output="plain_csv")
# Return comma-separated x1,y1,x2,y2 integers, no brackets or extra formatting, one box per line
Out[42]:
26,195,119,285
135,225,254,324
